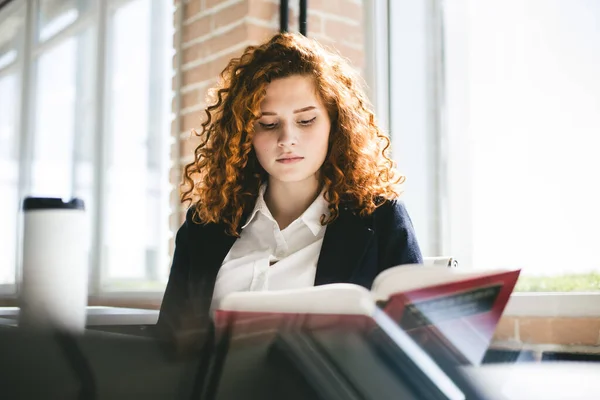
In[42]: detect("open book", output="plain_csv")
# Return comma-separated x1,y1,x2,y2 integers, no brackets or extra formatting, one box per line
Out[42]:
214,264,521,366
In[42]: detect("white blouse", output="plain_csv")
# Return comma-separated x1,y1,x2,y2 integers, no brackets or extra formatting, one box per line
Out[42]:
211,184,330,310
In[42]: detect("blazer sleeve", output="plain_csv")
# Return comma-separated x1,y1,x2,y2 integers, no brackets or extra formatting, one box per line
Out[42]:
156,209,212,355
156,213,191,336
376,199,423,274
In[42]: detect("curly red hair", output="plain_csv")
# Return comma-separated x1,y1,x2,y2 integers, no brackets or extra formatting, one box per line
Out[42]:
181,32,405,236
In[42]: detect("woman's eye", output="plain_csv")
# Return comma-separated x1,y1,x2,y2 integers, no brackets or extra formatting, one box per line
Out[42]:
298,117,316,126
259,122,277,129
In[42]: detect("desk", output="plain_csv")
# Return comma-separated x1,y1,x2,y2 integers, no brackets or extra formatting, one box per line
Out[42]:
0,306,159,328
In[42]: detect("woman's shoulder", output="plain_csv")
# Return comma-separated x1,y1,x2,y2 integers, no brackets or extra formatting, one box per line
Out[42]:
370,197,414,230
372,197,409,217
179,206,208,235
182,205,233,236
184,206,197,223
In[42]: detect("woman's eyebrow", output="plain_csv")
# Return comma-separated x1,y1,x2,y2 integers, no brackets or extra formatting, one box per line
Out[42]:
259,106,316,116
293,106,316,113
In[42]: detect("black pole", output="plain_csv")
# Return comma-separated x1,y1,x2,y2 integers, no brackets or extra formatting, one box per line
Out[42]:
299,0,308,36
280,0,289,33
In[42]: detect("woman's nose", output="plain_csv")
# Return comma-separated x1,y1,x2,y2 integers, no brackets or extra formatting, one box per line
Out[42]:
277,122,297,147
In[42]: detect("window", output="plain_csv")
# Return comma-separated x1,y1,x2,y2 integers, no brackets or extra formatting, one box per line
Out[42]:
0,0,174,297
0,1,25,289
0,73,20,287
383,0,600,293
442,0,600,291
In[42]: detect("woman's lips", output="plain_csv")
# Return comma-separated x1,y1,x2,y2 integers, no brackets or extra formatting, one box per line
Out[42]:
276,157,304,164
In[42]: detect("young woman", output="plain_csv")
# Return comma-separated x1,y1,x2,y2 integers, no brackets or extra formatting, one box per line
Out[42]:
157,32,422,348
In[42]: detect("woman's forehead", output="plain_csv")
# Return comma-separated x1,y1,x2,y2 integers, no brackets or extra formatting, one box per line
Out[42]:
260,75,322,110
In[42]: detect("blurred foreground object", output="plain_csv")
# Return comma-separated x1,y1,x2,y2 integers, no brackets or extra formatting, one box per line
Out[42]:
19,197,88,333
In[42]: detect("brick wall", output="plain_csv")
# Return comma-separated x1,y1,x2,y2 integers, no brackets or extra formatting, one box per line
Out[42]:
170,0,365,235
492,316,600,358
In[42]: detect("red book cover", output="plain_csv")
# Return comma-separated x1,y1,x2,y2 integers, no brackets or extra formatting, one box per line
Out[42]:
380,269,520,365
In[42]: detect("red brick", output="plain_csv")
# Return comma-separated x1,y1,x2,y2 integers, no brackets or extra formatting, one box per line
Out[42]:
248,0,278,23
173,7,181,32
332,42,364,70
169,183,181,204
170,119,178,137
183,0,202,20
212,1,248,29
181,88,203,110
518,318,552,344
310,0,362,21
181,131,205,158
207,48,246,78
184,23,248,65
207,0,234,10
287,8,299,32
549,318,600,345
307,12,323,35
182,43,201,64
247,23,277,43
342,0,363,21
519,317,600,345
182,15,211,44
311,34,336,52
492,316,518,341
182,63,210,87
181,112,205,132
324,18,362,45
169,165,183,186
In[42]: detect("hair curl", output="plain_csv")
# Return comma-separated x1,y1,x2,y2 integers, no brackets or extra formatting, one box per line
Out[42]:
181,32,405,236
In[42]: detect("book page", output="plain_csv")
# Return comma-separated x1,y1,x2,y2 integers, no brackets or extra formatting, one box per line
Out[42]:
217,284,376,316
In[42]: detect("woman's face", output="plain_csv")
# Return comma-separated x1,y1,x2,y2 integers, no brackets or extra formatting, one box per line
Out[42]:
252,75,331,186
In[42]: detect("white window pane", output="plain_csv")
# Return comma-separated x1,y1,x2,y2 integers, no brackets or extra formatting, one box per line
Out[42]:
103,0,173,289
72,27,97,264
0,3,24,70
0,50,16,70
0,74,19,285
104,0,151,282
30,37,76,198
444,0,600,278
37,0,91,42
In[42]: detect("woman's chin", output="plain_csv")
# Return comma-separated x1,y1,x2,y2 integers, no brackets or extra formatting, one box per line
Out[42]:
268,172,319,185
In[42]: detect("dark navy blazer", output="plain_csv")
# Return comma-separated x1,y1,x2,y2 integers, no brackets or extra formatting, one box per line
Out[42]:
156,199,422,350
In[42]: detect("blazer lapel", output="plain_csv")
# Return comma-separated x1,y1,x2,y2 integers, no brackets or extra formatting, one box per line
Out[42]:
314,208,374,285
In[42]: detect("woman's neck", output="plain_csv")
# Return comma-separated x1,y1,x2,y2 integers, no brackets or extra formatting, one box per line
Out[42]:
264,177,321,230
